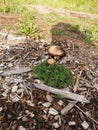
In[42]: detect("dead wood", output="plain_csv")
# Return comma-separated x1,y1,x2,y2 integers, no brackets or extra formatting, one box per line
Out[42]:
1,67,32,76
73,75,80,92
33,83,89,103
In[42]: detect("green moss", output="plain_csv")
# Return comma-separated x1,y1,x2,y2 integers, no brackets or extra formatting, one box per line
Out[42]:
33,61,75,88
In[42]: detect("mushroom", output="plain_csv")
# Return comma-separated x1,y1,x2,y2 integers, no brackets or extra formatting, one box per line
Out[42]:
47,58,56,65
48,45,65,59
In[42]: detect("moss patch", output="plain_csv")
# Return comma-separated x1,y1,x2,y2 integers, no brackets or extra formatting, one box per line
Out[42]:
33,61,75,88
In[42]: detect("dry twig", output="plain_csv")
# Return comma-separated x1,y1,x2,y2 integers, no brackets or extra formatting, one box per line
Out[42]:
33,83,89,103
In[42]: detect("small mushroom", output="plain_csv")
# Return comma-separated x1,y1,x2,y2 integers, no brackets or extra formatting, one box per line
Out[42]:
47,58,56,65
48,45,65,59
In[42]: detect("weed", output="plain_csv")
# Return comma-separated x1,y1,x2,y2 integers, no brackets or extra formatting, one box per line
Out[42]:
0,5,11,13
64,23,98,44
33,60,75,88
17,19,38,36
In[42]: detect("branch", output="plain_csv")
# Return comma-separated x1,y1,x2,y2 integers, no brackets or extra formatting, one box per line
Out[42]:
33,83,89,103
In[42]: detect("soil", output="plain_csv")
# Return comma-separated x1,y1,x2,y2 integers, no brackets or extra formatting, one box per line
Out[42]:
0,6,98,130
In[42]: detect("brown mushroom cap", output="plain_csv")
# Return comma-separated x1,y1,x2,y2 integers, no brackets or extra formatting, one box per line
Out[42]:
47,58,56,65
48,45,64,56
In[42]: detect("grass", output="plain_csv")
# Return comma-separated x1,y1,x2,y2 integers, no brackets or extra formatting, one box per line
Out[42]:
45,12,64,25
0,0,98,14
33,60,75,88
0,0,98,45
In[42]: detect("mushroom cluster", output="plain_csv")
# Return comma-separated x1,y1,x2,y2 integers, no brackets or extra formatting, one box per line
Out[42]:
47,45,65,65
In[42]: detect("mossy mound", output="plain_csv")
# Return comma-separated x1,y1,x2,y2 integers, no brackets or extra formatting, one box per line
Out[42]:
33,61,75,88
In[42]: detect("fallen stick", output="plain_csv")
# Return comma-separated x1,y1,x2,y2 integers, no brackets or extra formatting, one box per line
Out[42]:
73,75,80,92
33,83,89,103
1,67,32,76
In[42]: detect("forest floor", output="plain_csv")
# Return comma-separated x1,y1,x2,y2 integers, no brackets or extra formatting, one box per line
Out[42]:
0,5,98,130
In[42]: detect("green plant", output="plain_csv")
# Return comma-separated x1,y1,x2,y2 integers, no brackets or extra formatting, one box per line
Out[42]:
33,60,75,88
65,23,98,44
83,26,98,43
0,5,11,13
52,29,65,35
17,19,38,36
65,23,80,32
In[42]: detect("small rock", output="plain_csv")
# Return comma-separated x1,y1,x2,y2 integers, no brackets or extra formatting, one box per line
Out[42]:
49,108,58,115
42,102,51,107
81,121,89,129
46,94,53,102
18,126,26,130
68,121,76,126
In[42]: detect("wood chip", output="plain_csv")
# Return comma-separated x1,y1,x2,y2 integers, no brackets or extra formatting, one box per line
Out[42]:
46,94,53,102
68,121,76,126
42,102,51,107
26,100,34,107
12,85,18,93
18,126,26,130
73,74,80,92
49,108,58,115
81,121,89,129
53,122,60,128
61,102,77,115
